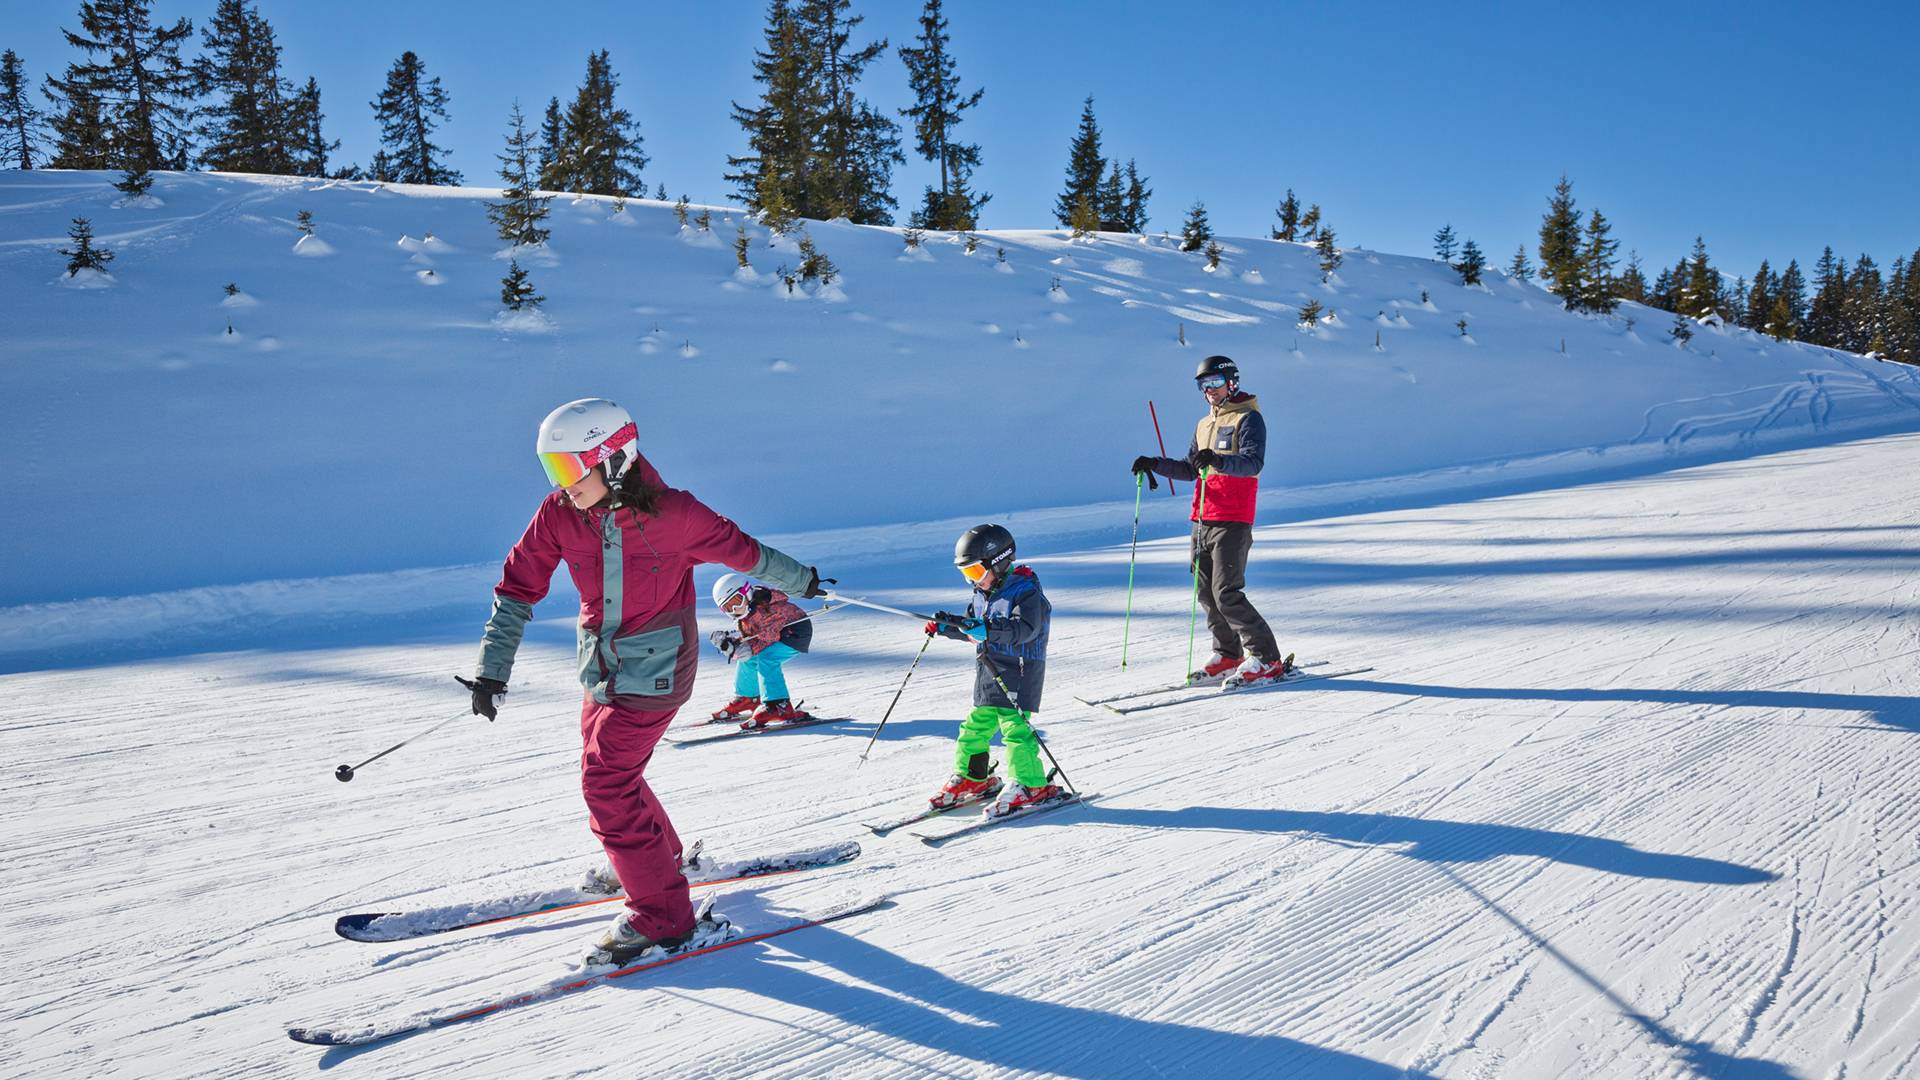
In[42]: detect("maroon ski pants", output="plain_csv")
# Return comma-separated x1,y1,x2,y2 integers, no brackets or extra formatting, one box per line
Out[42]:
579,698,692,941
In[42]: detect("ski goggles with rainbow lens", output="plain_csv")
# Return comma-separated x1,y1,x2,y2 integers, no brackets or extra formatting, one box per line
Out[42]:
538,422,639,488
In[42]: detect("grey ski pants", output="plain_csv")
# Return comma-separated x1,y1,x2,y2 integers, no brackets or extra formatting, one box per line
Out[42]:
1191,520,1280,663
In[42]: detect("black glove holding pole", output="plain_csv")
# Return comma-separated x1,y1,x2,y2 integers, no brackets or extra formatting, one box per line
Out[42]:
1129,456,1161,489
1191,448,1222,471
455,675,507,720
802,567,836,599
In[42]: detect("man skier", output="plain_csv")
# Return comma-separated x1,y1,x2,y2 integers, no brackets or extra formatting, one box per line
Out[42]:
1131,355,1291,688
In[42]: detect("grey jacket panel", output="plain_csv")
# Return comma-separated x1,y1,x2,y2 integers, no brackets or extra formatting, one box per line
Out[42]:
748,542,813,596
477,594,536,683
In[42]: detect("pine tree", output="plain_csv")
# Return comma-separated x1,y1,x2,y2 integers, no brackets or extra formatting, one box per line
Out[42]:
1068,191,1098,238
1506,244,1533,281
50,0,196,172
1805,246,1844,347
1614,250,1648,305
1743,260,1774,332
500,258,542,309
193,0,294,174
733,225,750,268
1432,223,1457,262
1298,203,1321,237
114,162,151,197
801,0,900,224
59,215,113,274
1678,236,1720,319
1649,266,1675,313
1121,160,1150,234
1670,312,1693,345
1772,258,1806,340
898,0,986,230
367,148,393,183
286,78,336,177
1537,173,1584,302
1843,254,1885,354
1884,256,1917,364
1179,201,1210,252
1204,238,1223,271
1456,238,1486,285
485,102,552,248
1,50,46,169
1097,160,1125,232
43,76,112,168
1271,188,1301,241
556,50,647,197
537,96,566,190
1316,227,1342,281
371,51,459,186
727,1,813,217
1571,208,1618,313
1297,298,1323,326
1054,95,1104,228
796,229,836,283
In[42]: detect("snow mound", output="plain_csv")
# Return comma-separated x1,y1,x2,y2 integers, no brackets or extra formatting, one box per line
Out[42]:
56,268,116,289
291,234,334,257
220,291,259,308
491,308,555,334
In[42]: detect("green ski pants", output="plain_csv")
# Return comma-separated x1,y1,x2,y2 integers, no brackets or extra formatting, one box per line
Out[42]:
955,706,1046,788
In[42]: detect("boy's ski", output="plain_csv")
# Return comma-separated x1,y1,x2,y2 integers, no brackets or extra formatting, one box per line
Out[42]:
292,893,890,1047
1100,666,1374,715
664,714,857,747
334,840,860,943
862,786,1001,837
916,791,1094,847
1073,659,1329,708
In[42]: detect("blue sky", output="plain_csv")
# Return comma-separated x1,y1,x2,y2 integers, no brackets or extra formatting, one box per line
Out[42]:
12,1,1917,279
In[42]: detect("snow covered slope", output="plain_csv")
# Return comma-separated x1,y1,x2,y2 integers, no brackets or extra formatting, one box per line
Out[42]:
2,431,1916,1077
3,169,1918,614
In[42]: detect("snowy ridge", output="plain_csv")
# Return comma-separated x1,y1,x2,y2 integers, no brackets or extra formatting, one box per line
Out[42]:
4,170,1919,610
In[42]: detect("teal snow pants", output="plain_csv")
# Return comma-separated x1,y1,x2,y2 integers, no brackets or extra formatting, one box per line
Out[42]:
733,642,797,700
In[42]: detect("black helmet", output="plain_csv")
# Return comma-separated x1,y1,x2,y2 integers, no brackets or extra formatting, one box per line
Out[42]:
954,523,1016,583
1195,354,1239,385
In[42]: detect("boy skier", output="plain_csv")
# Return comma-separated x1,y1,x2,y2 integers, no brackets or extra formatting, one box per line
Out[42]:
925,524,1060,817
706,572,814,727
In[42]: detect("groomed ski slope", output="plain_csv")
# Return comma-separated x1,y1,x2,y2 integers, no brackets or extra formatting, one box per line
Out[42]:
3,431,1917,1078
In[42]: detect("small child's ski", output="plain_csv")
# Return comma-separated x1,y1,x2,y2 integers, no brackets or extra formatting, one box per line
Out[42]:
862,787,999,837
292,893,890,1047
334,840,859,942
1074,659,1329,709
1103,665,1374,715
664,714,857,747
916,791,1093,847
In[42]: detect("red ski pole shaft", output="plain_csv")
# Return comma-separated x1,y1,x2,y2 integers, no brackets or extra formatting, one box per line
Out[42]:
1148,400,1177,497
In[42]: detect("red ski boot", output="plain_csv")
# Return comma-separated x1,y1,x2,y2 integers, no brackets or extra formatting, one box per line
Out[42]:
989,782,1063,818
710,696,759,722
930,770,1003,810
1191,653,1245,681
1224,653,1295,690
744,698,810,729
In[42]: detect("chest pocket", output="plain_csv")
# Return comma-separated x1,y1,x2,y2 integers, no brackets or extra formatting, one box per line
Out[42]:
1214,426,1237,451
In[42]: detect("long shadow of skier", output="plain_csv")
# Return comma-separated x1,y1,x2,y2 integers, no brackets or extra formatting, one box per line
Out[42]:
1083,806,1776,885
641,919,1436,1078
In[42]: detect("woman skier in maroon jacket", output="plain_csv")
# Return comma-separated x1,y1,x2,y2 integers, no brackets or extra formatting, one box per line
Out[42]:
459,398,831,966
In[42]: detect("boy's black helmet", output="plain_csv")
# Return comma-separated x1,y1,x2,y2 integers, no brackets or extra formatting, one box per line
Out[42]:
1195,355,1239,383
955,523,1016,575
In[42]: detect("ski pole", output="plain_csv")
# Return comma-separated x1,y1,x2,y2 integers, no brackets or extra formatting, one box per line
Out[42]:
334,709,468,782
820,591,937,623
1121,471,1145,669
1149,400,1178,497
976,648,1077,795
857,631,935,765
1185,467,1211,685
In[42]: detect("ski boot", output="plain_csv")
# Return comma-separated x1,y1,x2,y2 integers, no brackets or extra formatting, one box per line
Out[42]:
578,860,623,896
1191,653,1245,682
582,896,733,968
743,698,810,729
1224,652,1295,690
710,695,760,723
989,782,1064,818
930,768,1003,810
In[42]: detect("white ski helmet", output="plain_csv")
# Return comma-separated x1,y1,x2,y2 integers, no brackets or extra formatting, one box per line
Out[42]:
711,572,751,611
537,398,639,488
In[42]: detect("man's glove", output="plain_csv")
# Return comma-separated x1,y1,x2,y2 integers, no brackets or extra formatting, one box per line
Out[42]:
802,567,836,599
455,675,507,721
1192,447,1222,471
1130,456,1161,489
707,630,740,658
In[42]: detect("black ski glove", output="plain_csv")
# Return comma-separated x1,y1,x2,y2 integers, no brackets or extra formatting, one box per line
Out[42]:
707,630,740,658
1130,456,1161,488
802,567,836,599
455,675,507,721
1192,448,1222,471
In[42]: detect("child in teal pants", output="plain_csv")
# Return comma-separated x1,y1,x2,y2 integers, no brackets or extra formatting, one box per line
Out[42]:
708,572,813,727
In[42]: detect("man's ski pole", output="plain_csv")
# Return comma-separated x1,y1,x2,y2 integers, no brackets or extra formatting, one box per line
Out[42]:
820,591,937,623
1185,467,1211,685
334,709,469,782
1121,471,1145,669
857,632,935,765
976,648,1077,795
1149,400,1177,497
